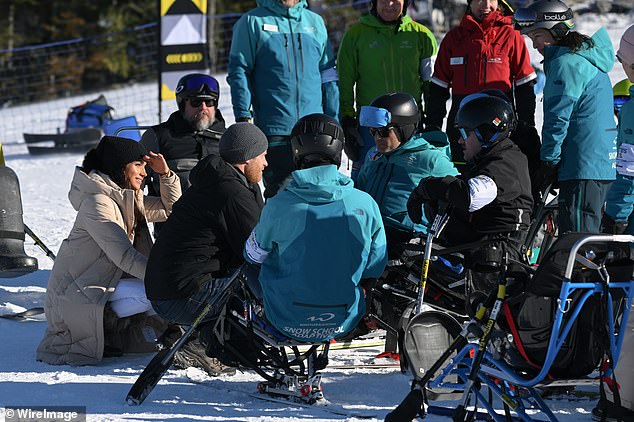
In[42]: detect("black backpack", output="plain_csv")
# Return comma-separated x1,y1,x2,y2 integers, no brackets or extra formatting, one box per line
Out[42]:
508,233,633,378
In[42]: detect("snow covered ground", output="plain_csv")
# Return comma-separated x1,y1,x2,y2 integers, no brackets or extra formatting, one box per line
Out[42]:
1,10,632,421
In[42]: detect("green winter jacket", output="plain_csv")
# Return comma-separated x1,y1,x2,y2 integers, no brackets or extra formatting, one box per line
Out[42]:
337,13,437,119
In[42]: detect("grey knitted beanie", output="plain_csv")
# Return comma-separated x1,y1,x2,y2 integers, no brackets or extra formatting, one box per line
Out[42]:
219,122,268,164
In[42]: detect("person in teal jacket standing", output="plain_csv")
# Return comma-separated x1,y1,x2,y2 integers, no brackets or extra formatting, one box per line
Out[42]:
244,114,387,343
228,0,339,198
514,0,616,234
355,92,458,253
595,24,634,422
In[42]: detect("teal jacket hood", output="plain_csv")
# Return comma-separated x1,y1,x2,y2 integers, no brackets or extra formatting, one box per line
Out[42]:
257,0,308,19
286,165,354,203
545,28,614,74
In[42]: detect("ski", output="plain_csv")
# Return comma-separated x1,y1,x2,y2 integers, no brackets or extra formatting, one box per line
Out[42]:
247,390,378,419
187,374,378,419
427,404,522,421
126,266,243,406
326,363,400,370
0,307,45,321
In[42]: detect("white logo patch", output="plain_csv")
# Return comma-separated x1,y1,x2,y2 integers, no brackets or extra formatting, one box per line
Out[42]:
450,57,464,65
245,230,269,264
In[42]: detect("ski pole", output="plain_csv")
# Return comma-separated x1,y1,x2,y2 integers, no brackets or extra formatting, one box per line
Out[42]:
126,264,244,405
414,206,450,314
454,251,510,421
24,224,56,262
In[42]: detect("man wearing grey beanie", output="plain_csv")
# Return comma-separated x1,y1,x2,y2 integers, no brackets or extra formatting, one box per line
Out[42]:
144,122,267,376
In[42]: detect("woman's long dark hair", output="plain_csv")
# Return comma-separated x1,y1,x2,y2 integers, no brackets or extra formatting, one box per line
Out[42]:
557,31,595,53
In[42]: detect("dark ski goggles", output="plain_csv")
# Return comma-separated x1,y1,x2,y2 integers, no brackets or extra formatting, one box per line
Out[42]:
513,8,538,30
178,74,220,98
615,96,630,116
188,98,216,108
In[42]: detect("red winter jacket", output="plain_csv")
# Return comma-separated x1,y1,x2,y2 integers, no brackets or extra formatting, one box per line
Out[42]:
431,11,535,94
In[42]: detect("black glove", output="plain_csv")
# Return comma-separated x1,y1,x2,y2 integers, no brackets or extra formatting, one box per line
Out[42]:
423,83,450,133
236,116,252,123
602,214,629,235
532,161,558,203
407,177,447,224
511,120,541,166
341,116,364,162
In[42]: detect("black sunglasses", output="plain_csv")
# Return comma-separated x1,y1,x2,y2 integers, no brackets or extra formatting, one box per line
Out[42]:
188,98,216,108
370,126,394,137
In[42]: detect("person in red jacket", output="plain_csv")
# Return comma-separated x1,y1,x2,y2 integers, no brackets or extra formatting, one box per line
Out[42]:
424,0,538,175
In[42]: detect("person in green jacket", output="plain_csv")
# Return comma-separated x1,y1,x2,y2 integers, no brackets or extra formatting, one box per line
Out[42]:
337,0,437,181
356,93,458,255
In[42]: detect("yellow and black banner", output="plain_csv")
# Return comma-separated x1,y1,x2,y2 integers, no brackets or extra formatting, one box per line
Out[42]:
159,0,209,102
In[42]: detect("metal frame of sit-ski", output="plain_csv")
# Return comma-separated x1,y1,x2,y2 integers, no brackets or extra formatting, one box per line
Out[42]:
426,234,634,421
217,274,331,404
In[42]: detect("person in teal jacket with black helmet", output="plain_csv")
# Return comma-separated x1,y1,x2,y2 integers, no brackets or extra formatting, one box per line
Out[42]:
355,92,458,254
337,0,437,181
228,0,339,198
514,0,616,234
243,114,387,343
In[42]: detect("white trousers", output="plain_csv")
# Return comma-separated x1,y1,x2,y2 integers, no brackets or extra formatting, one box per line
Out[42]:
108,278,155,318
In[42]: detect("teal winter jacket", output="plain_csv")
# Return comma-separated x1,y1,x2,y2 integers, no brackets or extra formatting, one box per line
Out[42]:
356,131,458,234
605,85,634,230
541,28,617,181
227,0,339,136
244,165,387,342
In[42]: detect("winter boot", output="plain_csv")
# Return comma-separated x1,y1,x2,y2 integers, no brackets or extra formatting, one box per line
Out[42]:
173,337,237,377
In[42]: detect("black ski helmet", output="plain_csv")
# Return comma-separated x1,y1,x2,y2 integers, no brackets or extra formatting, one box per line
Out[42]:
290,114,344,169
454,93,516,148
513,0,575,40
175,73,220,111
369,92,419,143
371,0,410,18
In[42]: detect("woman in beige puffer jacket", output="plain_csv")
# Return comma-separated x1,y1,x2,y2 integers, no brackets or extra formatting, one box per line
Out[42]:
37,136,181,365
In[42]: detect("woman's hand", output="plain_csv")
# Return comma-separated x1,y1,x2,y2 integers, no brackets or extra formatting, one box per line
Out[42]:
144,151,169,176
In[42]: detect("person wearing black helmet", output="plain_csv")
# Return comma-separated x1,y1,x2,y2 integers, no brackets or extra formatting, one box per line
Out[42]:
243,114,387,343
355,92,458,253
407,92,532,292
337,0,437,181
141,73,226,197
514,0,616,234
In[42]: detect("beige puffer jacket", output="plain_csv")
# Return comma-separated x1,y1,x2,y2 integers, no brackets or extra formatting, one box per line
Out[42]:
36,167,181,365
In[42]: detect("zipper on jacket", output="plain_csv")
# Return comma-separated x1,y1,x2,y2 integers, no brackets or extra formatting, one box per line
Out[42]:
283,34,291,73
297,33,304,73
483,52,487,87
464,53,469,88
289,21,300,121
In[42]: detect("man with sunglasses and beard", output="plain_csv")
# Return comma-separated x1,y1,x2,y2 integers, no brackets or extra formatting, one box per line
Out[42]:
355,92,458,256
141,73,226,198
